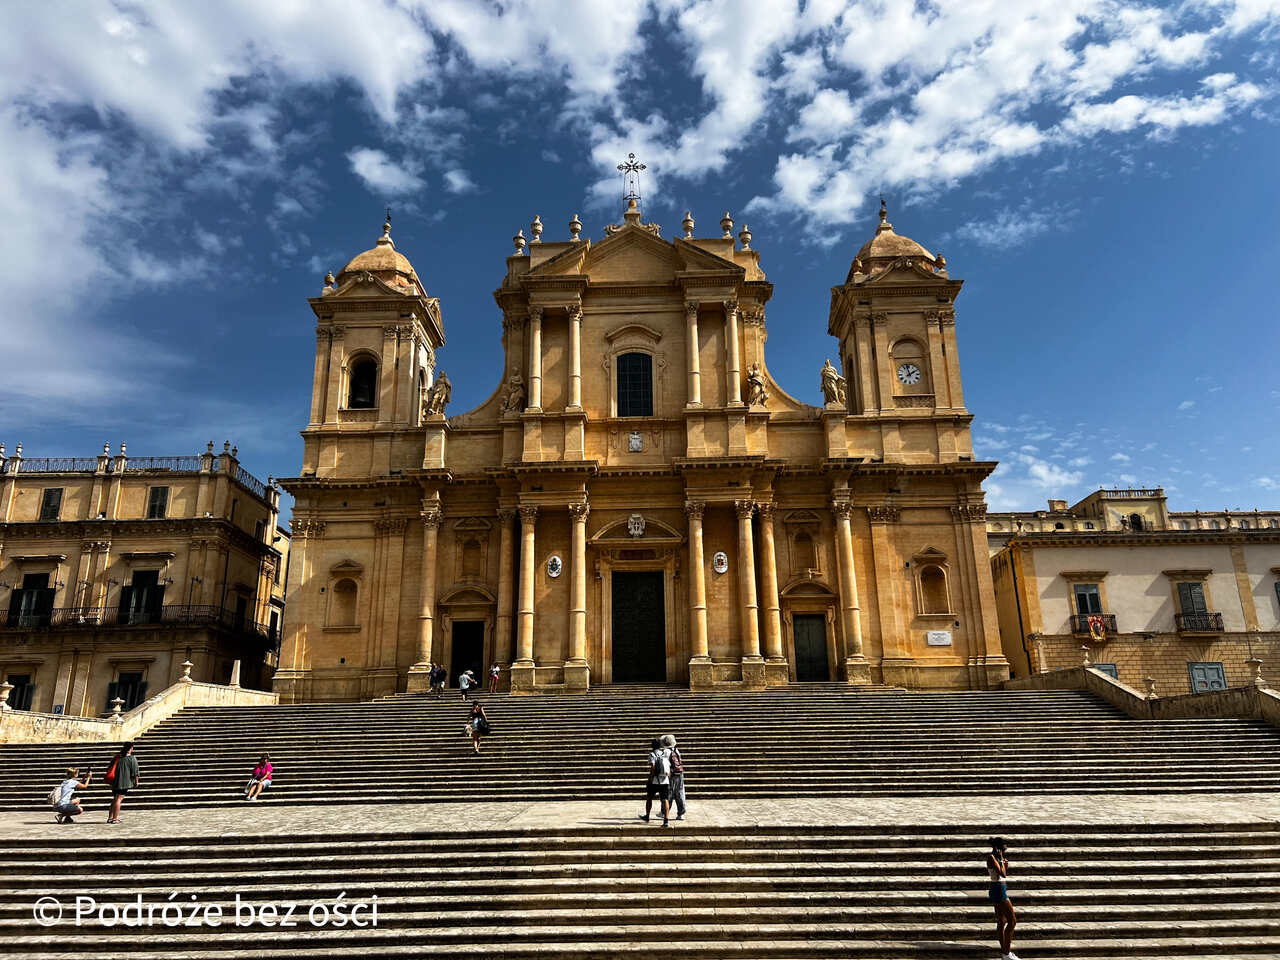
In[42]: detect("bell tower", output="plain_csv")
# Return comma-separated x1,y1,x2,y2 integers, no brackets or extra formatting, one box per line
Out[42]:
827,201,973,463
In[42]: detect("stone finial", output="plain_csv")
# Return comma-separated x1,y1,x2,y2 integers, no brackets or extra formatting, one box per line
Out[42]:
102,442,110,454
513,229,527,254
0,681,11,711
569,214,582,242
379,210,393,245
14,443,22,457
738,223,752,250
223,441,231,453
682,211,695,239
530,215,543,243
181,660,194,683
1081,645,1091,667
323,270,336,293
206,441,214,453
119,443,126,455
0,443,5,458
623,197,642,225
1144,677,1158,700
720,211,734,239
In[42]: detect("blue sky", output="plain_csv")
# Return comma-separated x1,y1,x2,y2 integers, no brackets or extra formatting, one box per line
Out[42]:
1,1,1277,515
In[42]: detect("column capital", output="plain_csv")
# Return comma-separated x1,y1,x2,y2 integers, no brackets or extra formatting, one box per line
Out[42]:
518,504,539,524
756,501,775,521
830,500,855,520
722,297,739,316
868,504,900,523
528,305,543,323
734,499,755,520
684,499,706,520
497,507,518,523
568,501,590,522
951,503,987,522
684,299,700,320
419,507,442,528
567,303,583,323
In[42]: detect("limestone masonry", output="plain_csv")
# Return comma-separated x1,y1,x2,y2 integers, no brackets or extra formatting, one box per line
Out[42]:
277,200,1008,700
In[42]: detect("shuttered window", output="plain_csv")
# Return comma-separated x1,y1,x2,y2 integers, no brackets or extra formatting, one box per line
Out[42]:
147,486,169,519
39,488,62,521
1073,584,1103,614
1176,581,1207,615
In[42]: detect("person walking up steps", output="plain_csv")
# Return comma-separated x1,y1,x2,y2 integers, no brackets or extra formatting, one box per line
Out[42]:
488,662,500,694
467,700,490,753
104,742,140,824
459,669,476,700
50,766,92,823
986,837,1019,960
639,737,673,827
661,734,686,820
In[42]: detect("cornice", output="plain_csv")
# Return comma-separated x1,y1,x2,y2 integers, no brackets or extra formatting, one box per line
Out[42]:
1008,530,1280,548
0,517,274,558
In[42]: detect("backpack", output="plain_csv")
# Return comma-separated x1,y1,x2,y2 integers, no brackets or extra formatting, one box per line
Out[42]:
47,784,62,807
670,749,684,775
652,749,671,780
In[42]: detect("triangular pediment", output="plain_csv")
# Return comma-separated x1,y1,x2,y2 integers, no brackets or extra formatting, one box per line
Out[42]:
579,226,680,283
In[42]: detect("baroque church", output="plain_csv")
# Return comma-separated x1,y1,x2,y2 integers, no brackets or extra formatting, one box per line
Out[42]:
276,194,1008,701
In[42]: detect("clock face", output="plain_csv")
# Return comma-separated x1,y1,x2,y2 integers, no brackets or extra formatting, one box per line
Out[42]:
897,362,921,385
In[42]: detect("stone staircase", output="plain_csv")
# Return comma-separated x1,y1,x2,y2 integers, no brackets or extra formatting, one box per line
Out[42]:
2,687,1277,809
2,823,1279,957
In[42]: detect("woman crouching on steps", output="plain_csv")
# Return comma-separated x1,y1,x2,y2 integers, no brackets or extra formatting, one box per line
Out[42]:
467,701,490,753
987,837,1019,960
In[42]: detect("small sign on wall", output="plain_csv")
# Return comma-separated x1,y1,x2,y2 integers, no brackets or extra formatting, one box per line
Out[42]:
926,630,952,646
546,555,563,578
712,551,729,574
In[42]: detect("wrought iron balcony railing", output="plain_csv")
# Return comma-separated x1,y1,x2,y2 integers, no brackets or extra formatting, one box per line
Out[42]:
1174,612,1225,633
1070,614,1117,636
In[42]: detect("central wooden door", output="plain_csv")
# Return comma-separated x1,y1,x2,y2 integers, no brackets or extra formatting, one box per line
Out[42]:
450,620,485,687
611,571,666,682
792,613,830,681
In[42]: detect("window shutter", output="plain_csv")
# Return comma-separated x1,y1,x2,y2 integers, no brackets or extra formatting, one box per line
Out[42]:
1177,581,1207,614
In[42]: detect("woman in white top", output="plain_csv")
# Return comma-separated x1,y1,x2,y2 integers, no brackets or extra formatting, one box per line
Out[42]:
986,837,1019,960
54,767,92,823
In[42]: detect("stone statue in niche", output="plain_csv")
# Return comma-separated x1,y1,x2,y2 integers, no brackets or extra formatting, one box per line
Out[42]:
820,358,847,406
424,370,452,416
746,362,768,407
502,369,526,412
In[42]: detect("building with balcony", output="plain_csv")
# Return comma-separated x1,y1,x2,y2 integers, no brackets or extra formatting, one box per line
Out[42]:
0,442,288,716
987,488,1280,694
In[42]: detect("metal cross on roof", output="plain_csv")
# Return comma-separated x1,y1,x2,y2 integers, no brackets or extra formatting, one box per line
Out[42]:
618,152,646,205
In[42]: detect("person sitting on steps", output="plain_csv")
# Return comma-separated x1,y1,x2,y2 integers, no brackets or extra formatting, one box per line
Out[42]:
244,753,272,801
640,737,673,828
987,836,1019,960
52,766,92,823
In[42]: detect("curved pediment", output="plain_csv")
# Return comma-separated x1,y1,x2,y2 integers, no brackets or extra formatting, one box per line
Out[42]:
781,577,836,598
590,513,684,545
439,584,497,606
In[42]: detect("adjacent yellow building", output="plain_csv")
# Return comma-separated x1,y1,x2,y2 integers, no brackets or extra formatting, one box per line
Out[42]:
0,443,287,716
989,488,1280,694
277,200,1009,701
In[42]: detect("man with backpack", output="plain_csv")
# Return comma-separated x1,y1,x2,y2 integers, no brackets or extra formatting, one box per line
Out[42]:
104,742,140,824
50,766,92,823
640,737,673,828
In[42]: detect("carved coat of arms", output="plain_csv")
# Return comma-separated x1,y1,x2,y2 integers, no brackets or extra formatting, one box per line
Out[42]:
627,513,645,538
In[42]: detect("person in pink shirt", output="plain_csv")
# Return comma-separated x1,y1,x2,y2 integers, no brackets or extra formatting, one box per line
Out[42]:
244,753,273,801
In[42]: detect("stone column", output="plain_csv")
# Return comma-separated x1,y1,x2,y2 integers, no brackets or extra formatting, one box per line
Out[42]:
567,305,583,410
757,503,787,684
832,500,870,683
736,499,764,687
494,508,516,670
685,300,702,407
685,500,712,689
724,298,742,406
510,504,538,693
527,307,543,411
565,501,590,692
407,503,441,692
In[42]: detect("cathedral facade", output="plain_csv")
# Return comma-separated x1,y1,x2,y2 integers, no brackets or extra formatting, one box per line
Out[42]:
276,199,1008,701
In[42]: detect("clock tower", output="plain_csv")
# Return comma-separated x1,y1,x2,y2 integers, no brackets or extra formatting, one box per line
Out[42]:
827,200,972,464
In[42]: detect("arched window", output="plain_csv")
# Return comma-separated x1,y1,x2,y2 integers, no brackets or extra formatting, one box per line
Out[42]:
1180,521,1190,530
890,338,928,391
1054,522,1065,530
1211,520,1222,529
417,369,427,421
920,565,949,614
1129,513,1144,532
1084,522,1095,530
793,532,816,571
331,578,358,626
348,357,378,409
1270,519,1279,529
617,352,653,417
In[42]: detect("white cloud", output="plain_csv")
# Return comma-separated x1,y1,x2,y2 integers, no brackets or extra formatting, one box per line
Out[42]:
1117,473,1138,483
347,148,425,196
1110,452,1131,462
443,169,477,194
1177,399,1196,410
1068,456,1093,467
1257,477,1280,490
789,88,860,144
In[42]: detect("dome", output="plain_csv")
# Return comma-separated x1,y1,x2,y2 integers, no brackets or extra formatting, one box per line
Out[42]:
335,215,421,290
847,201,937,282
